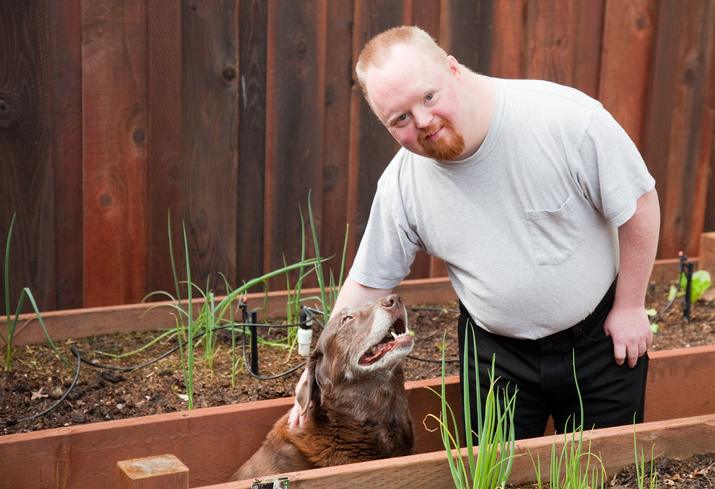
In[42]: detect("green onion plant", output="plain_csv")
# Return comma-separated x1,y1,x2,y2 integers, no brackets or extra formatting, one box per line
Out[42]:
425,328,518,489
2,214,72,371
633,414,658,489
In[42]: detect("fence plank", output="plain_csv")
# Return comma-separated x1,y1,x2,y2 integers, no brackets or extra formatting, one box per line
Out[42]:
525,0,576,86
442,0,494,75
49,0,84,311
320,0,354,284
598,0,655,151
82,0,148,307
237,0,268,289
572,0,605,99
491,0,527,79
0,1,56,313
643,0,715,258
147,0,183,298
181,0,239,295
264,0,327,290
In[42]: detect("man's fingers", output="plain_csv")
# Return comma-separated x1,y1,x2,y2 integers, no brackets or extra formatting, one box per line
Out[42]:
612,342,626,366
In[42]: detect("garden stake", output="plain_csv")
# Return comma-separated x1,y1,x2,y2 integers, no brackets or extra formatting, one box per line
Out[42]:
679,253,693,322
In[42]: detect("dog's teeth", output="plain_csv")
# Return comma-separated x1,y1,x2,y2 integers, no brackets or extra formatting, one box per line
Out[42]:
391,331,398,340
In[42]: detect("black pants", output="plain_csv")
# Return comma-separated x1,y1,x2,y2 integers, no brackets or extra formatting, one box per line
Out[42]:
457,281,648,441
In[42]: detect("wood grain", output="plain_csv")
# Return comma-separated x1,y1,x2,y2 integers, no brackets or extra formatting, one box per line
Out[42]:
599,0,655,150
264,0,327,290
237,0,268,289
181,0,239,295
81,0,148,307
49,0,84,310
147,0,183,298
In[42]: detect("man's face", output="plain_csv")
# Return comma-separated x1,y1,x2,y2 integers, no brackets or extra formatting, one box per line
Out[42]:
365,44,467,161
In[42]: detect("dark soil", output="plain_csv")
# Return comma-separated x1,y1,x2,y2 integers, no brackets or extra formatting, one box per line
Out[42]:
2,281,715,488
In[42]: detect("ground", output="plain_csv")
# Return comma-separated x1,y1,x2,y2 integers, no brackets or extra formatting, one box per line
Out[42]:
1,281,714,487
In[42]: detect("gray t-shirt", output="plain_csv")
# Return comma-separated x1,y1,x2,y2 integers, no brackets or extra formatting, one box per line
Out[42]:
350,77,655,339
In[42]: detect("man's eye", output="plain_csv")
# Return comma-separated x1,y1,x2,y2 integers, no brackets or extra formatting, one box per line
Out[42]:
397,114,408,122
426,93,434,101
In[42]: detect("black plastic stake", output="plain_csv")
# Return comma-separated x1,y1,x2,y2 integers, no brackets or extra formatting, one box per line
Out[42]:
250,310,259,375
683,260,693,323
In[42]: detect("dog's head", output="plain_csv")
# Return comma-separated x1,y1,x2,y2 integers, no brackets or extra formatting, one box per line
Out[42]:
297,294,414,416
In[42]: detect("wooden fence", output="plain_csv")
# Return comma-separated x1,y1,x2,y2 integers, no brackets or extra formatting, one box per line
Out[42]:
1,0,714,313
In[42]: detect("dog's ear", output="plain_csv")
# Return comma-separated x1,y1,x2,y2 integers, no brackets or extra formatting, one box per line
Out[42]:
297,348,324,416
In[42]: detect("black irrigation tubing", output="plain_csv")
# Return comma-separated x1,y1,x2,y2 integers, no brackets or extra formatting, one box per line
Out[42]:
0,346,82,426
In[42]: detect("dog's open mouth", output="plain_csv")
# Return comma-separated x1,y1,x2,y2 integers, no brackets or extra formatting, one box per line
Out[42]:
358,316,413,366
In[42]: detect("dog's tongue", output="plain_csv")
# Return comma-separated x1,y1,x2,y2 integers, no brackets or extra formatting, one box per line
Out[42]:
359,334,412,366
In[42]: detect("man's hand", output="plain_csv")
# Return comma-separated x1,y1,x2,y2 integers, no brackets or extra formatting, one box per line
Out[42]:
288,369,309,428
603,304,652,368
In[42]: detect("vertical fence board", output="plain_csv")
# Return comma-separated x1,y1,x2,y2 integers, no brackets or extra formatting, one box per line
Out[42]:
147,0,183,298
321,0,354,285
598,0,655,151
572,0,604,99
490,0,527,79
49,0,83,311
0,2,56,313
82,0,148,307
181,0,239,295
643,0,715,258
346,0,404,263
442,0,494,74
237,0,268,289
264,0,327,290
525,0,576,86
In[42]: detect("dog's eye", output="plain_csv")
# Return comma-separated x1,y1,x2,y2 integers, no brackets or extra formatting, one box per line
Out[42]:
340,314,353,325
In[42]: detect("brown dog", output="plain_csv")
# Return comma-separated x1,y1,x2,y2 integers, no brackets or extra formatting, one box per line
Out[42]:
230,294,416,481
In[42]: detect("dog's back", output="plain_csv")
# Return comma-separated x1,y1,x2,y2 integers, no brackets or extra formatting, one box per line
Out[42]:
230,295,415,481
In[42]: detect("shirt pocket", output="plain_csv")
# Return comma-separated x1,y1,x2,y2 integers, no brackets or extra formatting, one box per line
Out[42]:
524,195,584,265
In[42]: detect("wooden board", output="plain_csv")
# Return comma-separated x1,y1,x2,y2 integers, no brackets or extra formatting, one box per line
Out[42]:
598,0,655,150
319,0,354,290
263,0,327,291
236,0,268,289
1,346,714,488
181,0,239,296
81,0,148,307
146,0,184,298
0,1,56,313
219,414,715,489
49,0,84,311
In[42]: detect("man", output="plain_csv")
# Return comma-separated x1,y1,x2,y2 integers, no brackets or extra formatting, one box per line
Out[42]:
290,26,659,440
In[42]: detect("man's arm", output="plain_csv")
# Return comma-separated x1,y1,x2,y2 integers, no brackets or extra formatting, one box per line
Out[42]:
603,188,660,368
287,276,393,428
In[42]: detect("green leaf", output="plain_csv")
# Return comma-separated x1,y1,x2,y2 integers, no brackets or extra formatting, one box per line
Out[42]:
650,323,659,334
645,308,657,316
668,270,712,303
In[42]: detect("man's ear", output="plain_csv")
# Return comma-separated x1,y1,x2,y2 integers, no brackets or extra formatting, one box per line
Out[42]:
296,349,323,416
447,55,461,78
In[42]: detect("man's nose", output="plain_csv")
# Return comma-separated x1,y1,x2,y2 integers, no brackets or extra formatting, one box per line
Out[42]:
412,107,432,128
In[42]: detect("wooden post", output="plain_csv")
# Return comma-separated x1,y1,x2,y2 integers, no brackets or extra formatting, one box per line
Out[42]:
116,454,188,489
699,232,715,278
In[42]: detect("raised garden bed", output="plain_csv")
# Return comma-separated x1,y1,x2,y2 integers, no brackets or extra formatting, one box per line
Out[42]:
1,345,714,488
2,236,715,487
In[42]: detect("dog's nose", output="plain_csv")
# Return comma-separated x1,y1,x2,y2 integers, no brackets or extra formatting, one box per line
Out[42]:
381,294,403,310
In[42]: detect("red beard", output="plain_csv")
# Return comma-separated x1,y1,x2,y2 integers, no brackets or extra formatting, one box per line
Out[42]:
418,120,466,161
